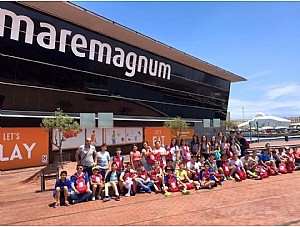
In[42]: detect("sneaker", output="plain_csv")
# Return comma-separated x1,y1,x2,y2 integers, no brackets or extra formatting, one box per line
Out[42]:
217,181,222,186
103,197,110,203
92,197,95,201
227,176,234,180
196,185,202,190
235,173,240,181
53,203,60,208
125,193,131,197
97,196,102,200
255,176,262,180
64,201,70,206
71,200,78,204
182,190,190,195
115,195,120,201
164,192,172,197
223,176,227,181
208,185,212,189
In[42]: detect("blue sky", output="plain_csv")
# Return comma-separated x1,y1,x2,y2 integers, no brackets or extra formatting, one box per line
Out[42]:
74,1,300,120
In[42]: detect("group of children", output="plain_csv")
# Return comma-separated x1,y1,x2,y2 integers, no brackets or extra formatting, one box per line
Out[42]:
52,140,300,208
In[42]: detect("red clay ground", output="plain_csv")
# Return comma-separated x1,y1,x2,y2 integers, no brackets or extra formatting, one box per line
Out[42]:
1,140,300,226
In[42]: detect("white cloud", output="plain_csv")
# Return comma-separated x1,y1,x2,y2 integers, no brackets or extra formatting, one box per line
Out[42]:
229,81,300,119
263,85,300,100
246,70,273,80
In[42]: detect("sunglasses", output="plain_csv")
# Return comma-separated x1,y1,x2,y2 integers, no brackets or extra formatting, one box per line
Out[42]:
77,167,83,170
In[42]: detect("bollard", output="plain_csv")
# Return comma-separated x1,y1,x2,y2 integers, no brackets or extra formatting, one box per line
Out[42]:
41,172,45,192
285,136,289,142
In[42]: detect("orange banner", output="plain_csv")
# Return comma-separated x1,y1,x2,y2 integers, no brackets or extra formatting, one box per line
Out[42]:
144,127,194,148
0,128,49,170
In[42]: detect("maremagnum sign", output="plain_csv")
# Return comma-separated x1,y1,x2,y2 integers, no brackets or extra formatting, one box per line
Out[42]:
0,6,172,80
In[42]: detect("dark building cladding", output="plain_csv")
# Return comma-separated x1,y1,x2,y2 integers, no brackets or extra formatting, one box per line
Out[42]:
0,2,246,127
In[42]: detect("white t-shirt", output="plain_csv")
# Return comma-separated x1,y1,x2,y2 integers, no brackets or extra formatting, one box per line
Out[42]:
76,145,96,166
240,156,254,168
153,147,168,163
169,145,179,162
229,159,244,169
186,161,200,171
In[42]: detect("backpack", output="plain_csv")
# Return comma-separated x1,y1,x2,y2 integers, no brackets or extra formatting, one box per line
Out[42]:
182,180,195,190
147,152,155,165
168,176,179,192
166,147,173,161
267,166,277,176
113,156,124,171
235,169,246,181
222,162,230,176
91,173,102,183
256,165,269,178
286,162,295,173
74,174,87,194
278,163,287,174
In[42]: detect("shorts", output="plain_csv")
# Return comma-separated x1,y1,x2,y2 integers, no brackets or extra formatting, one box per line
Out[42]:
52,187,71,197
295,161,300,167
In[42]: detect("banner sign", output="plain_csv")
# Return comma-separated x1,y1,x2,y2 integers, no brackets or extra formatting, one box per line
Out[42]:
0,128,49,170
144,127,195,148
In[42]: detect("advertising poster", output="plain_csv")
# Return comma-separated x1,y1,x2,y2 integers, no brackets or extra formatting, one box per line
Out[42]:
52,128,103,150
0,128,49,170
145,127,195,148
125,128,143,143
105,128,126,146
104,128,143,146
144,127,171,147
86,128,103,147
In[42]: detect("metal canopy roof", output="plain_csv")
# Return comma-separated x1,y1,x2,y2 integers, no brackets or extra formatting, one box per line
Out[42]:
18,1,246,83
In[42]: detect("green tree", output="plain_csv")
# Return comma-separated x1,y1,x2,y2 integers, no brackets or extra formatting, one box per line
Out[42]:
225,120,238,131
164,116,189,139
41,108,82,162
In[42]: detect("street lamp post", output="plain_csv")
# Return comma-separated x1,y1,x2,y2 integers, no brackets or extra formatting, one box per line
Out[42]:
256,121,259,143
249,122,252,143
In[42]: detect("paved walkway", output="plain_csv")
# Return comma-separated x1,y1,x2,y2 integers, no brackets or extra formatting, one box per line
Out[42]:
1,167,300,226
1,140,300,226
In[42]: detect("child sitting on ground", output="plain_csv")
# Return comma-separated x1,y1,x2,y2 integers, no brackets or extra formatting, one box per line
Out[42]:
163,167,190,196
53,170,71,208
197,162,216,189
149,161,163,193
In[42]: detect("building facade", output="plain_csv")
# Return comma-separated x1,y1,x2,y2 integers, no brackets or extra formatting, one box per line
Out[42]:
0,2,245,128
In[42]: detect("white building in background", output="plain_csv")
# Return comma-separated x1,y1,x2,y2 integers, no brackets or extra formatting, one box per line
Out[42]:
238,112,291,130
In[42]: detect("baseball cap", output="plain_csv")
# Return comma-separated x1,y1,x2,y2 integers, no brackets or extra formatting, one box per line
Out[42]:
92,166,100,171
285,146,290,150
166,167,175,172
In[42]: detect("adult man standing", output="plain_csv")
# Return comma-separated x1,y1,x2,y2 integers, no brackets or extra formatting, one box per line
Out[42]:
75,138,97,176
236,131,250,157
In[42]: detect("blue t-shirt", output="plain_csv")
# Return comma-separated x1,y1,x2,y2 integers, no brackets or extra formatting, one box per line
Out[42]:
70,173,90,185
164,175,177,184
259,153,271,163
53,178,71,195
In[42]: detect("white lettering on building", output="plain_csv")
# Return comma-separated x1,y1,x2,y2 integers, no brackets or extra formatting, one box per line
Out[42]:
0,8,171,80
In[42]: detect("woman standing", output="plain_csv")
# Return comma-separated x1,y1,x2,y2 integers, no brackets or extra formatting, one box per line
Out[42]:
200,135,210,160
180,139,191,164
152,141,168,169
141,141,152,171
166,138,180,169
190,134,200,161
210,135,220,153
130,144,141,170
